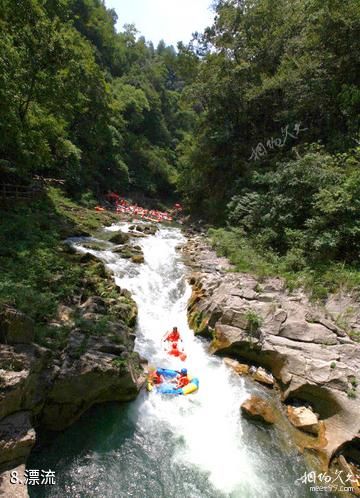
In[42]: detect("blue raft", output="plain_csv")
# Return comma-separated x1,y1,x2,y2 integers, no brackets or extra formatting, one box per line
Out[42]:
147,368,199,395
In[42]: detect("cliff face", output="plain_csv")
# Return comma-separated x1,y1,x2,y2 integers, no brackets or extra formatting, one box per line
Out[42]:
0,249,145,480
184,233,360,472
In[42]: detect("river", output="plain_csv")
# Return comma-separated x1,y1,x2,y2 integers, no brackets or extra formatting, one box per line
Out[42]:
28,224,324,498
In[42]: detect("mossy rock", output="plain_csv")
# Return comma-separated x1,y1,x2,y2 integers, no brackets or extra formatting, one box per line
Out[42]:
132,255,144,264
81,241,109,251
109,231,130,245
121,250,133,259
79,252,99,264
85,261,107,279
188,310,210,338
135,224,157,235
111,300,138,327
112,245,133,258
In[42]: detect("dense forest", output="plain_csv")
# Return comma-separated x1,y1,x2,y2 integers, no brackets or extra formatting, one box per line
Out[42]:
1,0,360,297
178,0,360,278
0,0,198,197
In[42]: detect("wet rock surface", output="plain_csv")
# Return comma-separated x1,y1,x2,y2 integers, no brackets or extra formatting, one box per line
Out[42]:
108,228,146,262
108,231,130,245
241,395,276,424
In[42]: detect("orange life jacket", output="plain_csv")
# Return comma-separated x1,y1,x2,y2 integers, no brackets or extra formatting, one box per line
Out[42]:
177,376,189,388
169,348,181,357
165,330,180,342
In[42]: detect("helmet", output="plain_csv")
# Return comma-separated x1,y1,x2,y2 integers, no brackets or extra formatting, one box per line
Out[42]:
156,369,162,375
173,326,178,331
181,368,187,375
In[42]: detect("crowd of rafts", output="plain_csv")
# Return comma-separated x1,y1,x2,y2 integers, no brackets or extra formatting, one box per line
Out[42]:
95,192,183,223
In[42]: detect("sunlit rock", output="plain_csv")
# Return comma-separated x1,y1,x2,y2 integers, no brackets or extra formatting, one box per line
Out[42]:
287,406,320,435
241,395,276,425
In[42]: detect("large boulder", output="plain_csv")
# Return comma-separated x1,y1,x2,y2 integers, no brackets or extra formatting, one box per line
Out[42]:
112,243,144,261
241,396,276,424
0,308,34,345
135,224,157,235
337,454,360,496
279,320,338,345
41,333,144,430
0,344,52,421
79,252,99,264
286,406,320,435
224,358,250,375
109,231,129,245
111,300,137,327
0,412,35,469
132,255,145,264
252,367,274,386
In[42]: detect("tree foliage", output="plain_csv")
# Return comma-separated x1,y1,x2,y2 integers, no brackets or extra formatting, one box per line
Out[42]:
2,0,360,271
177,0,360,265
0,0,199,196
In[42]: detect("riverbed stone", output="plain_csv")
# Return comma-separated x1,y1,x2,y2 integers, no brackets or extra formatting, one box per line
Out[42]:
132,255,145,264
241,396,276,424
252,367,274,386
109,231,129,244
224,358,250,375
135,224,157,235
287,406,320,435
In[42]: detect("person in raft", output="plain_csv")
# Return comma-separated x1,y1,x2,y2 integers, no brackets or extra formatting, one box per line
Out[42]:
167,342,187,361
163,326,180,342
176,368,190,388
152,370,164,385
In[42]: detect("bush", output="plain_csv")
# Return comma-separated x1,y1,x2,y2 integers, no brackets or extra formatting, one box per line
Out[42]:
245,309,263,334
226,147,360,265
209,226,360,300
349,377,358,388
0,188,120,349
79,192,97,208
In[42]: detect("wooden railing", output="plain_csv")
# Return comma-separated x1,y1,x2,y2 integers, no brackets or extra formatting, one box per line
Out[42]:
0,183,44,201
33,175,65,186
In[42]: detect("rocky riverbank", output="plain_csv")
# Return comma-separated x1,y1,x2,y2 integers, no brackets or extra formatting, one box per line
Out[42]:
0,223,152,496
183,232,360,490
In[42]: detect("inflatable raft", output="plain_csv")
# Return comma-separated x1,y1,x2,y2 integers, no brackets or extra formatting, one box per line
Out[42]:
147,368,199,396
